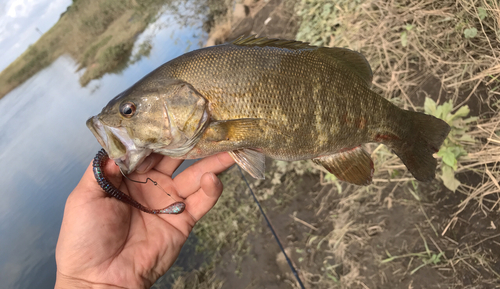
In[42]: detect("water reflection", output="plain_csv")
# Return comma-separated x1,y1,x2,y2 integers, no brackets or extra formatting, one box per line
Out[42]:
0,10,205,288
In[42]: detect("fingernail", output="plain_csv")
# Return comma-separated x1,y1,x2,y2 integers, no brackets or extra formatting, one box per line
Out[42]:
211,173,220,186
136,157,152,173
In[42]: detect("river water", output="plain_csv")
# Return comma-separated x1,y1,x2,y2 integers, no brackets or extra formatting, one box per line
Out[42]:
0,9,205,289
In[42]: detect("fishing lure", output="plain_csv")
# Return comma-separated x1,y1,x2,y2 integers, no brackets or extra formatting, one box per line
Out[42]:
93,149,185,214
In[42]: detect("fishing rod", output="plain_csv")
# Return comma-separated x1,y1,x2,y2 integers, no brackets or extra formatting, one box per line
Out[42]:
238,166,306,289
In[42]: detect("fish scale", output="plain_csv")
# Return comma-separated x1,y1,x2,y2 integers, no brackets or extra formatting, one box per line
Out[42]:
163,45,377,159
87,36,450,185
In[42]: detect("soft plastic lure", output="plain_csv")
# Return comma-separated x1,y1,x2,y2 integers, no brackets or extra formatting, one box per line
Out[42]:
92,149,185,214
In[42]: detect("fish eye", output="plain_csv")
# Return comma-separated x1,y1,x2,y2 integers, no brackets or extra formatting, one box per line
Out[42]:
120,102,136,118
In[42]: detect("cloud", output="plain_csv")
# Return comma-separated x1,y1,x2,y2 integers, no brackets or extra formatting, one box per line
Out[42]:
0,0,71,71
6,0,37,18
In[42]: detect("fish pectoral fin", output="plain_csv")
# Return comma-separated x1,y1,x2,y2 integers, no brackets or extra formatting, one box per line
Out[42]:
313,147,374,186
206,118,263,143
229,149,266,179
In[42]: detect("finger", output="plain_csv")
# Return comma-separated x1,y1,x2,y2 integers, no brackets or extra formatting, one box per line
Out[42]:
151,155,184,176
183,172,223,221
173,152,235,198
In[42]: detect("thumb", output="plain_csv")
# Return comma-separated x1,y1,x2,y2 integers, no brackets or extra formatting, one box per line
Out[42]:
184,172,224,222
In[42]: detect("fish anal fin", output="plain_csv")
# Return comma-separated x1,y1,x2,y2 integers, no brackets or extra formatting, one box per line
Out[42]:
313,147,374,186
229,149,266,179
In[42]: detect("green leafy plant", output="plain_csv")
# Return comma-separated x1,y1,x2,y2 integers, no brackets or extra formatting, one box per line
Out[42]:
400,24,414,47
464,27,478,38
477,7,487,21
324,172,338,183
424,97,477,191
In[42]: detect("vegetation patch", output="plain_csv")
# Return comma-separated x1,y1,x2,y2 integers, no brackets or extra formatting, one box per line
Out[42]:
80,41,134,86
425,98,477,191
7,46,50,84
0,0,176,98
81,36,113,68
293,0,500,288
165,0,500,288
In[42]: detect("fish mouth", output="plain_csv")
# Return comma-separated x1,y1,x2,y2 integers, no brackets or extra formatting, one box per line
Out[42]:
86,116,152,174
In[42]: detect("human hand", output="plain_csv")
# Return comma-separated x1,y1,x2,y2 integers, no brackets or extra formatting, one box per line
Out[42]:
55,152,235,289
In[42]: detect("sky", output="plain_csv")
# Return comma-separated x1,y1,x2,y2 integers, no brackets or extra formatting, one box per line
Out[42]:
0,0,72,72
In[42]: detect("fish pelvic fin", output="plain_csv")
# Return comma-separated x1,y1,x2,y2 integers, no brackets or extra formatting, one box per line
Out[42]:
313,147,374,186
384,111,451,182
229,149,266,179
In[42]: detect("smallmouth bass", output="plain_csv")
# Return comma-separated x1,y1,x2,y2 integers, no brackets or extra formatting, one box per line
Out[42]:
87,36,451,185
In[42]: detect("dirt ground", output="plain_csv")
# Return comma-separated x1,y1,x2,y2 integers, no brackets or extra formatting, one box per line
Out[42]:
197,1,500,289
213,168,499,289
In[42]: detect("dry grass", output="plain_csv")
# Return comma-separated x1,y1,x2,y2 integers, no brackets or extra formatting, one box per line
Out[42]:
298,0,500,105
298,0,500,221
452,114,500,217
295,0,500,287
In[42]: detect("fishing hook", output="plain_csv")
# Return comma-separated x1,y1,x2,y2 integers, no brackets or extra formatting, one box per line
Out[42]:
93,149,185,214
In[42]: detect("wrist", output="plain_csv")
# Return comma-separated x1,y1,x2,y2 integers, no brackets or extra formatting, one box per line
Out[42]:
54,273,127,289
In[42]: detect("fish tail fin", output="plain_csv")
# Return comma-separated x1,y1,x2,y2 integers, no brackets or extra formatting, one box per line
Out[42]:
388,111,450,181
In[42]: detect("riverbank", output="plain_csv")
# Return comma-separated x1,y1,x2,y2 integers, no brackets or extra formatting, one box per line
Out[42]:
163,0,500,288
0,0,230,98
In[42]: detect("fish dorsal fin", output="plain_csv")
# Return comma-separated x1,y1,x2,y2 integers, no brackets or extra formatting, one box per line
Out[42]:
318,47,373,85
231,35,316,50
231,35,373,85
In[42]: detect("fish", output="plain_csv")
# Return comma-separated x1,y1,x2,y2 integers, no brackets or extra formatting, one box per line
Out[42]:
86,36,451,185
